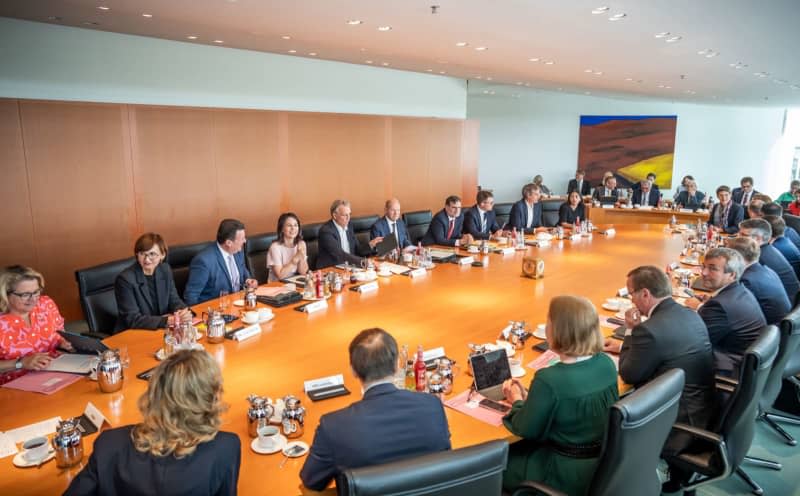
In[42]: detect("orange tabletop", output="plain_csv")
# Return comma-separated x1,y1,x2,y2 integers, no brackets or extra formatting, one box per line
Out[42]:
585,204,709,225
0,224,688,495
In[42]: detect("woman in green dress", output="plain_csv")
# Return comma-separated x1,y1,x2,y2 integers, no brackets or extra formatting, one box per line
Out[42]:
501,295,619,495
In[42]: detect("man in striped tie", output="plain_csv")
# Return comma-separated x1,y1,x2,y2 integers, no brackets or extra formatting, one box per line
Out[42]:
421,195,473,247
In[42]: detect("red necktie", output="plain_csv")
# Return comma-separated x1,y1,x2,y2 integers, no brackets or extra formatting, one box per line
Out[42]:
446,218,455,239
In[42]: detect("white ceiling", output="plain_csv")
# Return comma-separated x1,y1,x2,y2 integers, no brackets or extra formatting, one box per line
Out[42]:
2,0,799,106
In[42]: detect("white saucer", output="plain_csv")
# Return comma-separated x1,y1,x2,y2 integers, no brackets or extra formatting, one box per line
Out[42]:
283,441,309,458
511,367,526,378
251,435,287,455
601,303,621,311
233,299,245,307
259,313,275,324
13,449,55,468
241,318,259,326
532,324,547,340
680,258,702,267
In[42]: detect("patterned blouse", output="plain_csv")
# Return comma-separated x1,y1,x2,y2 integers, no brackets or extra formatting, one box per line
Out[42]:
0,296,64,384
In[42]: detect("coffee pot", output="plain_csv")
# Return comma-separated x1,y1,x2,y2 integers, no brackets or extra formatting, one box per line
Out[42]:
281,395,305,439
246,394,275,438
244,287,257,310
52,418,83,468
205,309,226,344
97,349,123,393
509,321,531,350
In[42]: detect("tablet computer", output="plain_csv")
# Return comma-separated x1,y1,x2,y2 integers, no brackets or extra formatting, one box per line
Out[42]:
58,330,109,355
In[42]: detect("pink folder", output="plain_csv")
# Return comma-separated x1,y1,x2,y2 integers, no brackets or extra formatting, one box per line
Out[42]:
2,371,83,395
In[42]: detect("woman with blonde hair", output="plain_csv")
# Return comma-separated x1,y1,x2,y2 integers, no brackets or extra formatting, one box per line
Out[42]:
65,350,240,496
501,295,619,495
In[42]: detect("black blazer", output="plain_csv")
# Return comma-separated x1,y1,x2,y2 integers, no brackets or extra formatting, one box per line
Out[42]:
316,220,368,269
674,190,706,211
760,243,800,300
698,282,767,375
706,202,744,234
772,236,800,279
421,209,465,246
731,187,760,205
567,179,591,196
462,206,501,240
114,262,186,332
740,262,792,325
508,199,543,234
631,189,659,207
370,217,411,249
299,384,451,491
64,426,241,496
557,202,585,225
619,298,715,454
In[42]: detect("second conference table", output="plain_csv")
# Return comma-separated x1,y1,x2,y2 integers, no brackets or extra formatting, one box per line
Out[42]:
0,224,691,495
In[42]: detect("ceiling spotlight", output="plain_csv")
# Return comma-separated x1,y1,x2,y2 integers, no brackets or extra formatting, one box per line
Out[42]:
654,32,670,38
475,76,482,79
455,42,469,47
624,77,634,81
489,91,495,95
475,46,488,51
346,19,363,25
308,52,317,56
142,13,153,18
187,35,198,40
584,69,593,73
729,62,748,69
482,90,489,94
486,77,493,81
516,82,523,85
697,49,718,58
665,85,672,89
528,57,540,62
585,91,592,95
426,69,433,72
377,26,392,31
753,72,769,78
544,60,555,65
592,6,610,14
657,84,665,88
608,13,627,21
381,62,389,66
288,49,297,53
439,71,446,74
365,60,373,64
524,83,530,87
281,35,291,40
594,71,603,75
665,36,682,43
213,40,224,44
97,6,110,10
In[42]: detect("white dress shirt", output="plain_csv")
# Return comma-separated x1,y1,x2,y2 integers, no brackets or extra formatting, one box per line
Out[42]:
335,223,351,253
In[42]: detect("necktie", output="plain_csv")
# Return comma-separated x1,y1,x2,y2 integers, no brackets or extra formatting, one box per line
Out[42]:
391,221,399,245
743,192,750,205
481,213,487,233
446,218,455,239
227,254,240,291
722,203,731,226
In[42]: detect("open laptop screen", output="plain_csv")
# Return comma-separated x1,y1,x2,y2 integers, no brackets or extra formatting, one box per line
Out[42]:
470,349,511,391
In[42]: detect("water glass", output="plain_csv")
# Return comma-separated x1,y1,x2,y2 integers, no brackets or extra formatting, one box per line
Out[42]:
219,290,229,313
118,346,130,369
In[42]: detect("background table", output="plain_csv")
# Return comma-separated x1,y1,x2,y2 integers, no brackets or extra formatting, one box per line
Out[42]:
585,204,709,225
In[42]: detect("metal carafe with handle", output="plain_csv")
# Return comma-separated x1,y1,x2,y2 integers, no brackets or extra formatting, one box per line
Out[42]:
281,395,305,439
246,394,275,437
97,349,123,393
205,309,226,344
52,418,83,468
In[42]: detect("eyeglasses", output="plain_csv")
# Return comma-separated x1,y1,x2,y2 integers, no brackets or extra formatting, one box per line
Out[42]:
137,251,162,260
10,289,42,300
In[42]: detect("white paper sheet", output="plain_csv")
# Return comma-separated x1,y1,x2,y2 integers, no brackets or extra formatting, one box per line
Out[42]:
0,432,18,458
5,416,62,444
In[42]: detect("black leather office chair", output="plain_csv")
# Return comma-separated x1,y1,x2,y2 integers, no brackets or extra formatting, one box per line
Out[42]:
512,368,685,496
540,200,561,227
758,306,800,444
783,213,800,234
244,232,278,284
665,326,780,496
167,241,211,297
302,222,324,270
75,257,134,334
403,210,432,246
351,215,380,252
336,439,508,496
494,202,514,229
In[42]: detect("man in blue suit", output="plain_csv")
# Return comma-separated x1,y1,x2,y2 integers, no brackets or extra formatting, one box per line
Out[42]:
317,200,380,269
183,218,257,306
566,170,592,196
739,218,800,301
731,176,759,207
421,195,473,247
370,198,414,251
508,183,544,234
300,328,451,491
765,215,800,279
463,190,502,240
762,202,800,249
727,237,791,325
631,180,660,207
707,185,744,234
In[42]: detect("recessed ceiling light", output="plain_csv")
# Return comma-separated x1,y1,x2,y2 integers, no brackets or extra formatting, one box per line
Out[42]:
684,90,696,94
308,52,317,56
475,76,482,79
346,19,363,25
281,35,291,40
455,42,469,47
697,49,718,58
592,6,610,14
544,60,555,65
608,13,627,21
288,49,297,53
528,57,540,62
753,72,769,78
475,46,488,51
381,62,389,66
729,62,748,69
594,71,603,75
142,13,153,18
654,32,670,38
584,69,593,73
365,60,373,64
439,71,446,74
487,77,493,81
377,26,392,32
187,35,198,40
213,40,224,44
97,6,110,11
585,91,592,95
624,77,634,81
426,69,433,72
82,21,100,26
47,16,62,21
360,48,366,51
489,91,495,95
657,84,665,88
665,36,682,43
524,83,530,87
665,85,672,89
516,82,523,85
482,90,489,94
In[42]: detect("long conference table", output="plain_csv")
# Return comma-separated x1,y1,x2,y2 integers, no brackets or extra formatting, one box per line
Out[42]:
0,224,689,495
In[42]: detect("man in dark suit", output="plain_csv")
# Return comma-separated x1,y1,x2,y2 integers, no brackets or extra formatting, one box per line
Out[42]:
739,218,800,301
605,266,714,456
370,198,413,251
317,199,380,269
707,185,744,234
591,175,620,203
727,237,791,325
674,180,706,211
566,170,591,196
765,215,800,279
631,172,660,196
508,183,544,233
631,180,660,207
463,190,502,240
300,328,451,491
184,219,257,306
687,248,766,376
731,176,759,207
421,195,473,247
762,202,800,249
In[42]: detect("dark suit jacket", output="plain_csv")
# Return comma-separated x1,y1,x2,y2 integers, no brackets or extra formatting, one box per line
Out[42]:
674,191,706,211
300,383,451,491
731,187,760,205
557,202,585,225
462,205,501,240
785,226,800,251
760,243,800,301
620,298,715,454
706,202,744,234
114,262,186,332
772,236,800,279
508,199,543,234
370,217,411,249
567,179,591,196
64,426,240,496
631,189,660,207
740,262,792,325
316,220,369,268
184,244,251,306
421,209,465,246
591,187,619,203
698,282,766,375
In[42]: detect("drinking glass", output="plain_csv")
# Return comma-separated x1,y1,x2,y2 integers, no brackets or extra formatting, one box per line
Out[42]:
219,290,229,313
118,346,130,369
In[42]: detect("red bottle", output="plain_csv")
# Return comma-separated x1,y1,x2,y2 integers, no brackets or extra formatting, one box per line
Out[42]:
414,346,427,392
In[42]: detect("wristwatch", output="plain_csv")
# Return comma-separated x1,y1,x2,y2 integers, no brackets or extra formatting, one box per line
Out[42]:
15,357,23,370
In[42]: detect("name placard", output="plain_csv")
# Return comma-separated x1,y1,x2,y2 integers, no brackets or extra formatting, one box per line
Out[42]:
304,374,344,393
617,287,629,297
499,247,515,255
569,234,581,241
357,281,379,293
602,228,616,236
602,204,614,209
458,256,475,265
232,323,262,341
679,208,693,213
409,267,427,278
422,347,446,362
305,299,328,314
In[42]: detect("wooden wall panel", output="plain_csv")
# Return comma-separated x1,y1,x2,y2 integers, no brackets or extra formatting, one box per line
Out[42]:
19,101,135,316
0,100,37,269
390,118,432,212
461,120,480,201
429,120,468,206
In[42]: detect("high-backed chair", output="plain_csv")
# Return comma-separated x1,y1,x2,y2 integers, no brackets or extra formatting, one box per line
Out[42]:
75,257,134,334
540,199,561,227
758,306,800,444
494,202,514,228
302,222,324,270
167,241,212,297
244,232,278,284
512,368,685,496
403,210,432,246
336,439,508,496
665,326,780,496
783,213,800,234
351,215,380,251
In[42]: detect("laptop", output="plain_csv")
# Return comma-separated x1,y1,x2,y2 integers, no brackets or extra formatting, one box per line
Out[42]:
374,233,399,257
469,348,512,401
598,195,617,205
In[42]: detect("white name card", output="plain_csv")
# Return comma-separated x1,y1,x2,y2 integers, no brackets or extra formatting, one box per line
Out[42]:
679,208,693,213
409,267,427,278
357,281,379,293
83,402,111,430
422,347,446,362
232,323,262,341
304,374,345,393
639,205,653,210
570,234,581,241
537,240,550,247
304,299,329,314
603,228,616,236
458,256,475,265
498,324,513,340
602,204,614,209
500,247,515,255
617,287,629,297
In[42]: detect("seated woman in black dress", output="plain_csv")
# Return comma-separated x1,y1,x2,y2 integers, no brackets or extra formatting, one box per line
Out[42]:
114,233,191,332
65,350,241,496
558,191,586,228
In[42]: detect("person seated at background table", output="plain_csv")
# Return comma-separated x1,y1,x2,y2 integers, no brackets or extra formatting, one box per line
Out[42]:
184,219,258,306
463,190,503,240
707,185,744,234
685,248,766,377
631,179,659,207
738,218,800,301
114,233,191,332
599,171,614,189
763,202,800,249
421,195,473,247
0,265,73,385
267,212,309,282
765,215,800,279
673,175,695,201
508,183,545,234
591,175,620,203
727,237,791,326
532,174,551,196
788,191,800,217
558,191,586,228
674,180,706,211
631,172,660,195
732,176,759,209
777,180,800,205
500,295,618,495
567,169,592,196
318,200,382,268
370,198,414,252
300,328,451,491
64,350,240,496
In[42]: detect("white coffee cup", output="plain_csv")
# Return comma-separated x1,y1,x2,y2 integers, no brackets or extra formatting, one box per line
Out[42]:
402,252,413,263
257,308,273,322
496,236,507,244
242,311,259,324
22,436,49,462
605,298,620,310
257,425,280,450
468,246,479,253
